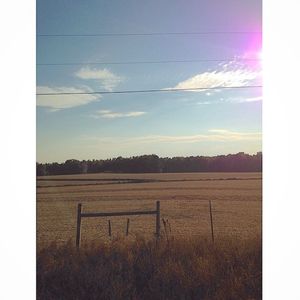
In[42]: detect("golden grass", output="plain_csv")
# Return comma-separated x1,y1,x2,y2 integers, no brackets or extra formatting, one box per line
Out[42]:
37,237,262,300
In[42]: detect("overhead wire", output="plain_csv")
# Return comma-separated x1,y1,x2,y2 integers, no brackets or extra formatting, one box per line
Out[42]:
37,31,262,95
37,58,260,66
37,31,261,37
37,85,262,96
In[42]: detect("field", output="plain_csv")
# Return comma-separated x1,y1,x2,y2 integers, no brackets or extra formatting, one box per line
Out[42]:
37,172,262,249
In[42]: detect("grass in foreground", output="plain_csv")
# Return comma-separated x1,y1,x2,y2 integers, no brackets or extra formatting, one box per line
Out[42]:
37,237,261,300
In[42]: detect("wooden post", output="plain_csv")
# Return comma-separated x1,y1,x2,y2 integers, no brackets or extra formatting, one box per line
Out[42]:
76,203,82,249
126,218,130,236
108,220,112,237
156,201,160,238
209,200,215,243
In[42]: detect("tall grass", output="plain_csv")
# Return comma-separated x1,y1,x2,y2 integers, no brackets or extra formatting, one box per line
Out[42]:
37,237,261,300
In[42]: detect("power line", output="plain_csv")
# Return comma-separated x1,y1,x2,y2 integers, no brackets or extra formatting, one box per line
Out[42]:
37,85,262,96
37,31,261,37
37,58,259,67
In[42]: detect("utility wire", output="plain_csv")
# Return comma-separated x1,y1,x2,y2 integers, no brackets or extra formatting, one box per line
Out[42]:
37,85,262,96
37,31,261,37
37,58,259,66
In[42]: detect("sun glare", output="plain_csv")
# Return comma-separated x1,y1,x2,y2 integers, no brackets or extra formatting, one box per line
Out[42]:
258,51,263,61
257,50,263,68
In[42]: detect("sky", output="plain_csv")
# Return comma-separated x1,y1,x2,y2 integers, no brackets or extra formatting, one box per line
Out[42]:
36,0,262,163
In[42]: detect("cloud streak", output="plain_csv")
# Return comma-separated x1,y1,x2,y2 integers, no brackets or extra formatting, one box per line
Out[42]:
170,60,261,92
85,129,261,145
75,67,122,91
92,110,146,119
197,95,262,105
240,96,262,102
36,86,100,110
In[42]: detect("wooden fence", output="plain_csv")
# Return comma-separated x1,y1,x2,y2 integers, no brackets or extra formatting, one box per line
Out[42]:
76,201,160,248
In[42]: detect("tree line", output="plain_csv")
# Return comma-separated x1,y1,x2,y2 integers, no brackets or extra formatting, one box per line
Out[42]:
36,152,262,176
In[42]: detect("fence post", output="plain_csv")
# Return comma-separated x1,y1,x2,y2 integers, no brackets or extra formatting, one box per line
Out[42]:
156,201,160,238
126,218,130,236
209,200,215,243
108,220,112,237
76,203,82,249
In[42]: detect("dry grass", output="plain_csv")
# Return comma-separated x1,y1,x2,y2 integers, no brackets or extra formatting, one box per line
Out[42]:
37,173,262,249
37,237,262,300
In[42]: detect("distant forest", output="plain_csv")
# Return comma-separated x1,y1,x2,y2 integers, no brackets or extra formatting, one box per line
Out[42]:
36,152,262,176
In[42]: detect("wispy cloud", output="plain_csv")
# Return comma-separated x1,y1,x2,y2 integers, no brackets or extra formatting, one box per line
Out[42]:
131,130,261,143
85,129,261,145
221,95,263,104
197,95,262,105
197,101,211,105
170,60,261,92
75,67,122,91
36,86,99,110
240,96,262,102
92,110,146,119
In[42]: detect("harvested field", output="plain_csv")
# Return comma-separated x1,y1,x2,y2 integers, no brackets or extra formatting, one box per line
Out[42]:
37,172,262,249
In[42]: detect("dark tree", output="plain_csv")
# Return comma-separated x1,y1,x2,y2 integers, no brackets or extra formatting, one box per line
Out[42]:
36,152,262,175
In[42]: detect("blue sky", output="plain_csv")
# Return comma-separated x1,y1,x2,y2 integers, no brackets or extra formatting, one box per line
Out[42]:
37,0,262,163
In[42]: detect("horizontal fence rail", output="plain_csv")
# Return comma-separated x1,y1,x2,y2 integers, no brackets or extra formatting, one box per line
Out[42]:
81,210,157,218
76,201,160,248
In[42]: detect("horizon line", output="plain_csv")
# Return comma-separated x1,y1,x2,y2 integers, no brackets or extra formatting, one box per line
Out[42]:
37,151,262,164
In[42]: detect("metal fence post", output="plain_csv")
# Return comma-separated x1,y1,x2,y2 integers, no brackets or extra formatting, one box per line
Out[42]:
156,201,160,238
126,218,130,236
108,220,112,237
76,203,82,248
209,200,215,243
